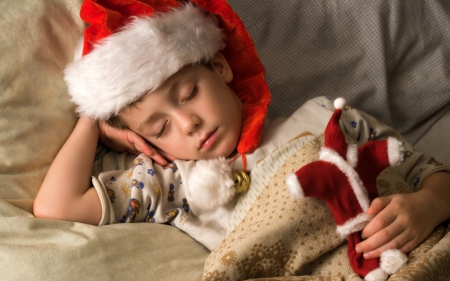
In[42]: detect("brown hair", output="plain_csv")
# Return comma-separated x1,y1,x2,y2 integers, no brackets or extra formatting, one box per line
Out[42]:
105,114,127,129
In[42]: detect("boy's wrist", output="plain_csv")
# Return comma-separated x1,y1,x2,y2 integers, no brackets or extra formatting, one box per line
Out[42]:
419,172,450,224
78,115,96,124
77,116,100,134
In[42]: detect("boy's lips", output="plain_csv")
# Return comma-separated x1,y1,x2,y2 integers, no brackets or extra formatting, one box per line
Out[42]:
199,128,218,150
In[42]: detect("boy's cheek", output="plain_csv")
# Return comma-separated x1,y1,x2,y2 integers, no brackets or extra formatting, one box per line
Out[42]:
155,147,177,162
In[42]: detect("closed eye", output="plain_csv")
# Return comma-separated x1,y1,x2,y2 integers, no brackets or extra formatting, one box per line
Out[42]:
182,84,198,104
155,120,168,139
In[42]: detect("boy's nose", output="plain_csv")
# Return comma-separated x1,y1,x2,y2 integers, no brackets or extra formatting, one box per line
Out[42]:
173,109,201,135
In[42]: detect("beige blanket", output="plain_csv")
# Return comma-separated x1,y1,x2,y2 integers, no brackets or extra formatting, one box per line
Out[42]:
202,135,450,281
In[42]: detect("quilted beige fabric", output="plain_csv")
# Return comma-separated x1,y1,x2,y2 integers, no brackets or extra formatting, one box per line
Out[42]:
202,135,450,280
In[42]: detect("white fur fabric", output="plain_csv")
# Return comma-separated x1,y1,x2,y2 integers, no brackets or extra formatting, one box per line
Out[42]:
387,137,405,166
286,173,304,199
364,268,389,281
64,3,225,120
185,158,235,213
380,249,408,274
333,97,346,110
364,249,407,281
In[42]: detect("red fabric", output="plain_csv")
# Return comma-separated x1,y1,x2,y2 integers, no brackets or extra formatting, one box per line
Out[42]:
347,233,381,277
324,109,348,159
356,140,391,200
79,0,271,162
295,161,365,226
81,0,178,55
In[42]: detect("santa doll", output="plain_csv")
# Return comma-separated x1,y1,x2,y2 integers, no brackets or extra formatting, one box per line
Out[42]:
286,98,408,281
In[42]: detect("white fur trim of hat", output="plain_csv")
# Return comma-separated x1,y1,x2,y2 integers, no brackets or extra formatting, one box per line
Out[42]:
64,4,225,120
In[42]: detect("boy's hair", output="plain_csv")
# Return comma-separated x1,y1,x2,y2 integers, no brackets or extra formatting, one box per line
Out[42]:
104,62,214,130
105,115,126,129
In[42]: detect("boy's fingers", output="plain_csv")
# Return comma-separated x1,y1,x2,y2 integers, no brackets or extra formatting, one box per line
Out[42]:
356,221,405,258
136,142,167,166
361,203,396,239
156,149,177,163
98,124,168,166
151,154,169,166
127,132,153,154
366,195,393,215
361,230,412,259
133,144,168,166
136,145,167,165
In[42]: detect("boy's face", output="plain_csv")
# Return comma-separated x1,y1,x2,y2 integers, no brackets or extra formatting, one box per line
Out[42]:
120,53,243,161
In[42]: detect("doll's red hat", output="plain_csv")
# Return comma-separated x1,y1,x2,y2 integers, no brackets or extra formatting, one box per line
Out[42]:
64,0,271,158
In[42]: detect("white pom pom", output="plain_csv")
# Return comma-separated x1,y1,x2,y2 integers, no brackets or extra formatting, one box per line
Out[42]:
334,97,346,110
380,249,408,275
364,268,389,281
185,157,235,212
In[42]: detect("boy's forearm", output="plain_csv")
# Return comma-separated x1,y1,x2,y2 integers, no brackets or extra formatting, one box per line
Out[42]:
418,172,450,225
44,117,99,193
34,117,102,224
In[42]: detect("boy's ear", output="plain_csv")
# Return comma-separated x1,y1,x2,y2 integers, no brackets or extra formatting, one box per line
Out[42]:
211,52,233,83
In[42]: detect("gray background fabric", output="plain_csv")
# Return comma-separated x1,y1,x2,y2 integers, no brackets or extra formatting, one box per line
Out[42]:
228,0,450,145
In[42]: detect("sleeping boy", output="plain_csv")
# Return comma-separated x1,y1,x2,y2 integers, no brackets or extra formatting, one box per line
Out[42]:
34,0,450,274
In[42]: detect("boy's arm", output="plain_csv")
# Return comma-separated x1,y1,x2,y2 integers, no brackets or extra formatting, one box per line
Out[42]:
33,117,102,225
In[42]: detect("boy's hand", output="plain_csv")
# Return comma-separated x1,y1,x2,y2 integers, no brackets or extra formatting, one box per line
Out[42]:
356,172,450,259
98,121,168,166
355,189,445,259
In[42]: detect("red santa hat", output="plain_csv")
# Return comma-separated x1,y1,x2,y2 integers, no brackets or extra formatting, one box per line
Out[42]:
286,97,407,280
64,0,271,158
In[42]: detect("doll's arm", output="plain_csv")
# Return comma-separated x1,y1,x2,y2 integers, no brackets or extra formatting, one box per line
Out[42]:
338,102,450,191
34,117,102,225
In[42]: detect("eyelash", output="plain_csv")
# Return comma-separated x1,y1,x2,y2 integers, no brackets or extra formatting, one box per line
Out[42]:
155,85,198,139
155,120,167,139
182,84,198,103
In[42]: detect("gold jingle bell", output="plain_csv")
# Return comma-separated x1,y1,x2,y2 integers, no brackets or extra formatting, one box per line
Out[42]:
232,170,250,194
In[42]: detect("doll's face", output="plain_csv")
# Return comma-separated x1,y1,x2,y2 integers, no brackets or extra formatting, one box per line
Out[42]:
120,53,243,161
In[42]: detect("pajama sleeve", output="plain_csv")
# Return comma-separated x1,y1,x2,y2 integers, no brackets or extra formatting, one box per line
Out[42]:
314,96,450,192
91,151,190,226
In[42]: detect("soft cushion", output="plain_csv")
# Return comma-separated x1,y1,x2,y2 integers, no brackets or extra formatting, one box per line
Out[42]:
0,0,83,203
